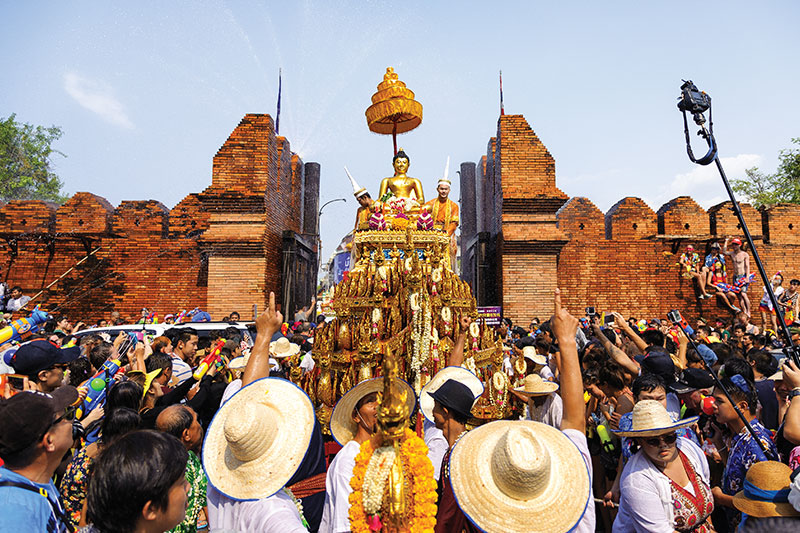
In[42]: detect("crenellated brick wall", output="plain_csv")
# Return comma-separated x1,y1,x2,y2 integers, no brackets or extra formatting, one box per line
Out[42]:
461,114,800,327
0,114,318,322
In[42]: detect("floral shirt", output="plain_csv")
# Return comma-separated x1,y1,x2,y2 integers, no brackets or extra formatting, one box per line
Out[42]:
721,420,777,530
680,252,701,272
169,450,207,533
59,446,94,528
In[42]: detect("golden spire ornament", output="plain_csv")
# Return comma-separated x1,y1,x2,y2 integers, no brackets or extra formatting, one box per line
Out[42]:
365,67,423,155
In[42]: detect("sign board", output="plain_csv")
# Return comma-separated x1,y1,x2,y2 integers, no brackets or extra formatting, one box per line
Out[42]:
477,306,502,326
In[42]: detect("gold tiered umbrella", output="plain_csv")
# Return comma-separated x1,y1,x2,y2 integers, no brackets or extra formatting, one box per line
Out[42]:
365,67,423,154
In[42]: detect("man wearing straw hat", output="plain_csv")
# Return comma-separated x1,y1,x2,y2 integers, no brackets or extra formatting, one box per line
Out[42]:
204,293,314,532
448,289,596,533
511,373,562,428
320,376,415,533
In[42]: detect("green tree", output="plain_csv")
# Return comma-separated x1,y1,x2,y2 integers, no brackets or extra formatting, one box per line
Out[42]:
732,138,800,208
0,114,68,203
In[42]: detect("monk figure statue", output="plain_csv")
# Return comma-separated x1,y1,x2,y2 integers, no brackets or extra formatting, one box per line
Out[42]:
424,176,459,267
378,149,425,214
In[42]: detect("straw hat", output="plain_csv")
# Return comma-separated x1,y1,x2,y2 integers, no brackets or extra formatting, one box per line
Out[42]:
420,366,483,423
514,374,559,397
733,461,800,517
450,420,591,533
522,346,546,369
228,354,249,370
202,377,314,500
612,400,698,437
330,377,415,446
269,337,300,359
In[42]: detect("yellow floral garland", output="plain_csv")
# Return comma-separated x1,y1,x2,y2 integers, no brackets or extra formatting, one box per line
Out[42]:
349,428,437,533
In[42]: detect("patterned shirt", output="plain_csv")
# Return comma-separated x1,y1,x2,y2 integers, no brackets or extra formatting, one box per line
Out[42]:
59,446,94,528
721,419,777,530
169,450,207,533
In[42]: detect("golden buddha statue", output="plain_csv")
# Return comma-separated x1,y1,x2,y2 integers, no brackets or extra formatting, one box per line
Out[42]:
378,149,425,214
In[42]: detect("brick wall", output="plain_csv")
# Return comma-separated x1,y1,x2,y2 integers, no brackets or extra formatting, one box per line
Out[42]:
463,113,798,328
0,114,318,322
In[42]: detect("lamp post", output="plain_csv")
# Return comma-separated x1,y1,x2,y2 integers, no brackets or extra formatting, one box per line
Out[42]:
317,197,346,289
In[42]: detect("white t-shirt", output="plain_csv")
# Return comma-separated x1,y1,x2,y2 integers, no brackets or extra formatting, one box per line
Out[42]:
423,419,448,481
170,355,193,384
524,393,563,429
207,485,307,533
562,428,596,533
318,440,361,533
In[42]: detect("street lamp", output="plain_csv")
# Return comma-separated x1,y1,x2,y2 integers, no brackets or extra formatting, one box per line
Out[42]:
317,198,347,288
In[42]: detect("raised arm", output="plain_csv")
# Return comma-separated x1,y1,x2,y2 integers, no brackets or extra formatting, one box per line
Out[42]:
448,315,472,367
592,319,640,378
613,312,648,353
242,292,283,387
552,288,585,433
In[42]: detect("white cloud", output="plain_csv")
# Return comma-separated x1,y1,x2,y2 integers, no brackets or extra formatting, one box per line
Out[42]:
63,72,134,129
646,153,763,209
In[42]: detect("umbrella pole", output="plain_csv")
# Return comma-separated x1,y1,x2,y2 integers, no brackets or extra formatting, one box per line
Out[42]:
392,121,397,155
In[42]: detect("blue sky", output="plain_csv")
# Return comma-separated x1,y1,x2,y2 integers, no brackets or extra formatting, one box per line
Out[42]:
2,1,798,264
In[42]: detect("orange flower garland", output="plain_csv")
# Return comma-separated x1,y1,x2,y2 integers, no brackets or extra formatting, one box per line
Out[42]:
349,428,437,532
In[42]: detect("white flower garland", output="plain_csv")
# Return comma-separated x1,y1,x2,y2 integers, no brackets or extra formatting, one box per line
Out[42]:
409,293,432,391
362,445,398,515
282,487,309,529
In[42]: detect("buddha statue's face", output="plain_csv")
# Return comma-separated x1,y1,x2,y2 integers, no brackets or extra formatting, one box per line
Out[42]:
393,157,409,175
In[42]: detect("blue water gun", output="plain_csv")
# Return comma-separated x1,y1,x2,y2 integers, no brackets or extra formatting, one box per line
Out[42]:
76,358,122,420
0,307,50,347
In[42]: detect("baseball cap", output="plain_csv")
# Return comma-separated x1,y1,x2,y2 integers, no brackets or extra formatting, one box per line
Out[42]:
670,368,716,394
0,386,79,457
731,238,742,245
641,352,677,386
8,340,80,376
429,379,475,421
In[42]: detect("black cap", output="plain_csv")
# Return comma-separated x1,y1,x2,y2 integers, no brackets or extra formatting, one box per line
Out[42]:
9,340,80,376
0,386,79,457
670,368,716,394
641,353,677,386
429,379,475,420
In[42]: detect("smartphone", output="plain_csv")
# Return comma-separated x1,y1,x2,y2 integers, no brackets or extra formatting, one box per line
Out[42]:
604,314,615,326
585,307,596,317
6,374,27,390
667,309,682,324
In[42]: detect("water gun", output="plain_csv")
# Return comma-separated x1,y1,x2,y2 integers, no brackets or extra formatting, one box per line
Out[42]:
193,339,226,380
676,316,694,336
701,395,717,416
597,424,615,454
0,307,50,347
76,358,122,419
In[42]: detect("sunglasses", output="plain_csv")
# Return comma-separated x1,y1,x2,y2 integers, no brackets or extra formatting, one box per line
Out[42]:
643,433,678,447
52,405,78,425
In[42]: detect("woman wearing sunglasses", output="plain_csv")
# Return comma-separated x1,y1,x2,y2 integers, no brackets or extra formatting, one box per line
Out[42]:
612,400,715,532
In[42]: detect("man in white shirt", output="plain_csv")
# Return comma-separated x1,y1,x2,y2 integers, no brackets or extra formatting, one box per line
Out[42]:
168,327,197,384
5,286,30,312
320,377,403,533
204,292,311,533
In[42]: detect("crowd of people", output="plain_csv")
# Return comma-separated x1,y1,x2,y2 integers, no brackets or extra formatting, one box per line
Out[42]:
1,286,800,532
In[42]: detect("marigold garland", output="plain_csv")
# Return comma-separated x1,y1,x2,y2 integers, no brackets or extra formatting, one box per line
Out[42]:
349,428,437,532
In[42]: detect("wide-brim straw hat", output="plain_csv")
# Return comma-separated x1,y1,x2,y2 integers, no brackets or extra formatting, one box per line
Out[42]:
420,366,484,423
450,420,591,533
330,377,416,446
228,354,249,370
514,374,559,397
733,461,800,517
202,377,314,500
522,346,546,369
612,399,698,437
270,337,300,359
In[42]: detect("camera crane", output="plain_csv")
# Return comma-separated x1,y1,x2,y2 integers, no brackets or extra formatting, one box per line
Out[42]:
677,80,800,367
